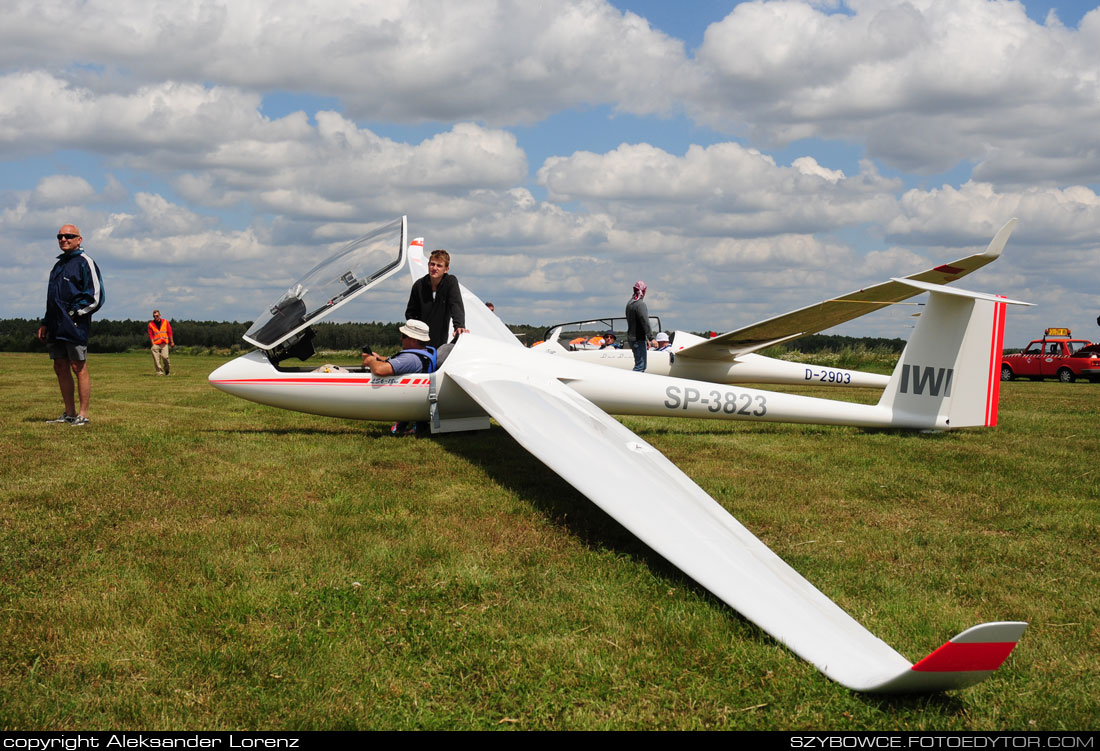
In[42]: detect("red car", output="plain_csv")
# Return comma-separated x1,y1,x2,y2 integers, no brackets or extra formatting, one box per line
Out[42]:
1001,328,1100,383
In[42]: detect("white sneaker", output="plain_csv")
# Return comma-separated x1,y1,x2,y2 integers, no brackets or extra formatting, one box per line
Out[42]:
70,415,90,427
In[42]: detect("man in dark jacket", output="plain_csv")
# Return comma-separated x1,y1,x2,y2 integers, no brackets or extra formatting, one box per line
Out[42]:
37,224,105,426
405,249,467,349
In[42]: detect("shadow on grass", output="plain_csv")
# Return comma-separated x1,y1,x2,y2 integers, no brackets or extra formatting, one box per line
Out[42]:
859,692,966,712
435,425,708,582
624,420,956,440
435,424,801,668
198,425,369,436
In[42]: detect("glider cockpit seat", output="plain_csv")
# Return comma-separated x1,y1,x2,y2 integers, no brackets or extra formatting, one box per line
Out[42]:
435,342,454,370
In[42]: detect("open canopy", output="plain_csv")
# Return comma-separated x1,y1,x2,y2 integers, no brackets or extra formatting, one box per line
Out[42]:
243,216,407,350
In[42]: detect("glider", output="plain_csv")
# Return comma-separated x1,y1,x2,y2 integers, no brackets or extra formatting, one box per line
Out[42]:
211,216,1029,692
525,220,1017,390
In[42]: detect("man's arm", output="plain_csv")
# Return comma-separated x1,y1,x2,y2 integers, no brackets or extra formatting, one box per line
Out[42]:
444,275,468,335
166,320,174,347
72,255,104,317
365,350,426,377
362,354,395,377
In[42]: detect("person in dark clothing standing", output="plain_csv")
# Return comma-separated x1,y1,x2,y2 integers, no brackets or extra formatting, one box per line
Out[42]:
405,249,467,349
37,224,105,426
625,280,654,372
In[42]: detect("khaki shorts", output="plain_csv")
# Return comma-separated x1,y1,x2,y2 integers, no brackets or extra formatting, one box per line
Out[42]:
47,341,88,361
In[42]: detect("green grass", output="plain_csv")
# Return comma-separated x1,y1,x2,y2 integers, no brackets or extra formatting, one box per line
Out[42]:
776,345,900,373
1,352,1097,730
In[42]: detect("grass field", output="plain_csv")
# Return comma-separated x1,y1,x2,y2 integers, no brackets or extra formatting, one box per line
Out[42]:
1,351,1097,730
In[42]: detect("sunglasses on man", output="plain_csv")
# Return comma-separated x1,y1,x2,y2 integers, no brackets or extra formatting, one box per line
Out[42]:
57,234,80,240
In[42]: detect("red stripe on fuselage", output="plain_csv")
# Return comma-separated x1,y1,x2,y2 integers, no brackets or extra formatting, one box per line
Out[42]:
911,640,1017,672
210,377,428,386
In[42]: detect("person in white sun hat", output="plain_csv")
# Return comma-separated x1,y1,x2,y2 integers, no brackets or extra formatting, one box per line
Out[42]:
361,319,437,377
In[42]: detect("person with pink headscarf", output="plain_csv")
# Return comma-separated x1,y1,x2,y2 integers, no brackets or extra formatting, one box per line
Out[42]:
625,280,654,372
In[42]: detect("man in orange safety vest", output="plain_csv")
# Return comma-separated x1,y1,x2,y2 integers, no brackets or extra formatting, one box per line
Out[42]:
148,309,175,375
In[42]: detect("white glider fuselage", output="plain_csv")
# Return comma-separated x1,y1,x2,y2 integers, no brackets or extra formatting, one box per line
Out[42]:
535,342,889,388
212,280,1015,434
209,339,890,427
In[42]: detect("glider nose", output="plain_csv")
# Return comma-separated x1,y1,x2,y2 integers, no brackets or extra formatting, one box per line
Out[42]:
208,351,260,394
208,359,234,392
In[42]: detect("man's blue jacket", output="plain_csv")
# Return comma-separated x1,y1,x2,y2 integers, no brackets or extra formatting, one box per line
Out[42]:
43,248,105,345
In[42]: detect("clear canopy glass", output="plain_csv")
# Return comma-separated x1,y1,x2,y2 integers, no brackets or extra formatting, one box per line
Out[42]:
243,217,407,349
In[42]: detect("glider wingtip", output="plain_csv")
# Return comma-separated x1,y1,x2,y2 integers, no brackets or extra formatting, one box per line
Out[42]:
983,218,1019,258
859,622,1027,694
910,621,1027,675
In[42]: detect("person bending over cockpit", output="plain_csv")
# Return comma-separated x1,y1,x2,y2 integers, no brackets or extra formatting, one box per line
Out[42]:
405,249,468,349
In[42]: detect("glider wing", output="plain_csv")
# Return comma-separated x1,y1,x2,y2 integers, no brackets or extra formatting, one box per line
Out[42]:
676,219,1017,360
442,344,1024,692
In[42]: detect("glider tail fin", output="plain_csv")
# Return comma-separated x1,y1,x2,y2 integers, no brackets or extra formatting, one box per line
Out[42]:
407,237,426,281
878,280,1031,430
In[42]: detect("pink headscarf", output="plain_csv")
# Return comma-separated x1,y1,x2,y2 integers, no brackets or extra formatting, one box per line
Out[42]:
632,280,647,301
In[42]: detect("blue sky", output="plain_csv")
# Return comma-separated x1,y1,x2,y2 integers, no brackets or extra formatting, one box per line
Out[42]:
2,0,1099,345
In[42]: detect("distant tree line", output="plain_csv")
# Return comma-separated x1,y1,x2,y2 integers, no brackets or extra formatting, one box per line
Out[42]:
0,317,543,354
0,317,389,353
774,333,906,354
686,331,906,354
0,317,905,355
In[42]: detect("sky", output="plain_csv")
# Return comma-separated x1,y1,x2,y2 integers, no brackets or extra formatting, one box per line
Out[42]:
3,0,1099,344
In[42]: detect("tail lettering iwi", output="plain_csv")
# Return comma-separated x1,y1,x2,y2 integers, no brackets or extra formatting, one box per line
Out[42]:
899,365,954,397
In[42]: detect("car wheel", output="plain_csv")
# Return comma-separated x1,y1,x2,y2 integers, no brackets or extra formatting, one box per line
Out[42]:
1057,368,1075,383
1000,364,1014,381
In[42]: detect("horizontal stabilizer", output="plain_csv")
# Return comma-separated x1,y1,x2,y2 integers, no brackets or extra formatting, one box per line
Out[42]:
890,278,1033,307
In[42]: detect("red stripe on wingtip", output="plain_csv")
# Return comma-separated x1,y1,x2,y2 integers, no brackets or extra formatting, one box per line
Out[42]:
912,640,1017,672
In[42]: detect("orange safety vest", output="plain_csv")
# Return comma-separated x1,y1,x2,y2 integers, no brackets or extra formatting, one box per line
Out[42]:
149,319,171,346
